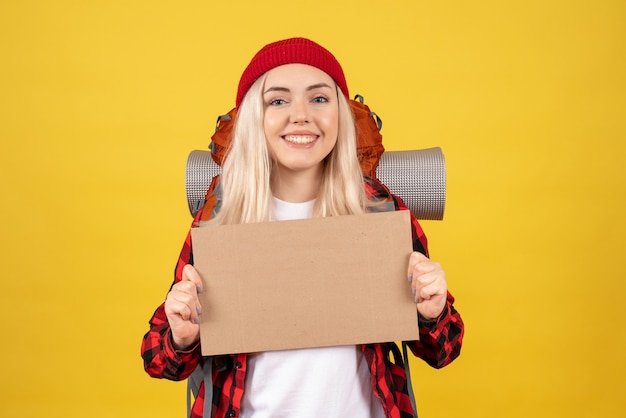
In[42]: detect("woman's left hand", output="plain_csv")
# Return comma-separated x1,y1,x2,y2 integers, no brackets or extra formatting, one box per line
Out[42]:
407,252,448,320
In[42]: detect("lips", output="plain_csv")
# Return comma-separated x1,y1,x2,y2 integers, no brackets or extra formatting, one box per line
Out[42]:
282,135,318,144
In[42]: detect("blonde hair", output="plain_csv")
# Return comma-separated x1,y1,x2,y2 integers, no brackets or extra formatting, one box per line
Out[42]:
314,91,367,217
211,75,368,225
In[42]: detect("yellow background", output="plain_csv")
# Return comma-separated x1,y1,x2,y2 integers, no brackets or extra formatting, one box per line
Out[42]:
1,0,625,417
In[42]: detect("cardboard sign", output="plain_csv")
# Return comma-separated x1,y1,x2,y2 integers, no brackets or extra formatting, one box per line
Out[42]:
191,210,419,356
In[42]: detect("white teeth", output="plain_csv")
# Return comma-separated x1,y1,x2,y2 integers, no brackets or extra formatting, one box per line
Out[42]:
283,135,316,144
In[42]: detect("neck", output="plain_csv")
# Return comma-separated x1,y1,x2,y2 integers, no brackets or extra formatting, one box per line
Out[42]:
271,164,323,202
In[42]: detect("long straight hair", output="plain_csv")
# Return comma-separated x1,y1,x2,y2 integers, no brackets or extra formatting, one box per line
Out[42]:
211,74,367,225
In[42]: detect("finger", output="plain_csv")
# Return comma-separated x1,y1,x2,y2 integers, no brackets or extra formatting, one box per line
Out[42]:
168,282,202,322
172,292,202,323
413,260,445,292
416,278,446,303
416,284,447,319
182,264,204,293
165,293,198,323
407,251,430,282
173,279,201,297
409,256,439,285
180,265,204,317
412,270,439,303
410,260,440,290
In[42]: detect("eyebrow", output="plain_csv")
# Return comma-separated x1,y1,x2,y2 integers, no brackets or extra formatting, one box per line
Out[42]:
263,83,334,95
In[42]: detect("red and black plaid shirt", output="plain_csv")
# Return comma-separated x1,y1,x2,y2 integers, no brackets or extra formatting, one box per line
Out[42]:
141,178,464,418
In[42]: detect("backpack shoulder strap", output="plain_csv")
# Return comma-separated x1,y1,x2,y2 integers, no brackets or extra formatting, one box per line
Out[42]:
186,358,213,418
194,175,222,224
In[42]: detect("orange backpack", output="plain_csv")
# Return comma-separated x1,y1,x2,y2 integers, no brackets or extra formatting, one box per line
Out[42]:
190,96,419,417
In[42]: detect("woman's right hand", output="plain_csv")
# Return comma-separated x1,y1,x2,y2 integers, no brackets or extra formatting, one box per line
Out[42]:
164,264,203,350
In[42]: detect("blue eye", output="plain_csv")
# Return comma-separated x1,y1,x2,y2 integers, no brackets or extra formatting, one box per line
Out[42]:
312,96,329,103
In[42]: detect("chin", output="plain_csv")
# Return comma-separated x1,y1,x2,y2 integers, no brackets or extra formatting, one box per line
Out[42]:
278,160,324,173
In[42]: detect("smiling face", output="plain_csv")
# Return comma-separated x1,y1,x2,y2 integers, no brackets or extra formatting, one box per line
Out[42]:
262,63,339,180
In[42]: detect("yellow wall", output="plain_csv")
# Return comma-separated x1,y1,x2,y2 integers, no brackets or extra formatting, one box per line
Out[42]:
1,1,624,416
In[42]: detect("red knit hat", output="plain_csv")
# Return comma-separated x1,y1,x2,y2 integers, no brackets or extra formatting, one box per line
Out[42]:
236,37,349,107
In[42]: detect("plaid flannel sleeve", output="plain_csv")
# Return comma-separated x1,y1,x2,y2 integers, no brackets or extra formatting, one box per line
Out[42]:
392,193,464,368
141,228,203,381
410,291,464,368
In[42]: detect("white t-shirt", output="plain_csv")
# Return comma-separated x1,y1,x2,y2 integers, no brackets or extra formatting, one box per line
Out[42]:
240,197,385,418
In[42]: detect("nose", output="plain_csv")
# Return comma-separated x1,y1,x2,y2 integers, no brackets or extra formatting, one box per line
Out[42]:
290,99,309,123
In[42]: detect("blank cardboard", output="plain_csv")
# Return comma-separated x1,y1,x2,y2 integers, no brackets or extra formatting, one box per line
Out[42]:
191,210,419,356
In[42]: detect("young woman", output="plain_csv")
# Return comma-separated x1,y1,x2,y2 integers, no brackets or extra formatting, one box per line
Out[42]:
141,37,464,418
